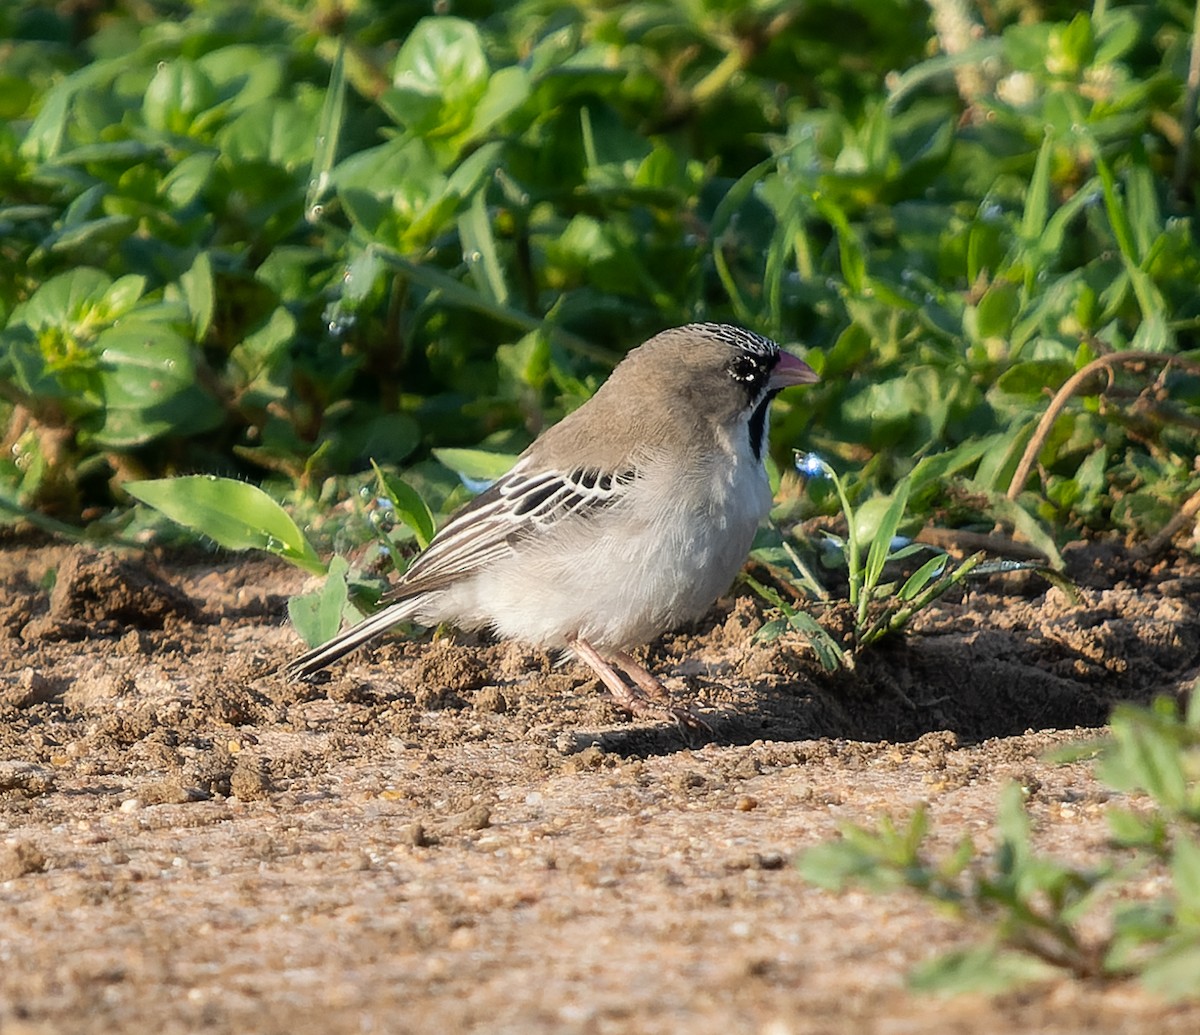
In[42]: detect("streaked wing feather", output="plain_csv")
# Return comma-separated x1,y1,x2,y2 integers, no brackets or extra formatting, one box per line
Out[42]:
385,463,637,600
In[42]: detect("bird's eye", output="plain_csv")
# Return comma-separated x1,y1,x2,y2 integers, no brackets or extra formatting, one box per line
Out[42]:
728,353,764,385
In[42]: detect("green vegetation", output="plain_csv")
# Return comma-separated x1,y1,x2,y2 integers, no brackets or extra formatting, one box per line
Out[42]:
798,692,1200,1000
747,452,989,670
2,0,1197,554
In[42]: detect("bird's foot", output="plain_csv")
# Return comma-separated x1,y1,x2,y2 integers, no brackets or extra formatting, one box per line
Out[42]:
617,694,713,740
567,636,712,739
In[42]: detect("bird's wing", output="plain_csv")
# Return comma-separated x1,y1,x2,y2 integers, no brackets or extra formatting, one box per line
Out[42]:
388,460,637,599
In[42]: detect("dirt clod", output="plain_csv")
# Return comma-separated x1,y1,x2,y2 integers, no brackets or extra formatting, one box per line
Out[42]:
0,840,47,880
23,546,197,642
229,759,272,801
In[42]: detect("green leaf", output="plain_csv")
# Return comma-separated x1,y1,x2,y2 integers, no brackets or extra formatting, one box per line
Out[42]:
741,573,846,671
973,282,1020,340
467,64,530,140
795,840,875,891
384,16,491,153
994,359,1076,398
459,189,507,304
897,553,949,601
179,251,214,341
433,447,519,483
372,461,436,550
143,59,218,136
19,57,126,161
752,617,789,644
394,17,487,97
814,194,866,294
126,476,324,574
1106,807,1162,848
975,489,1065,570
1139,937,1200,1001
287,555,351,648
220,98,319,168
161,152,217,208
908,438,997,492
231,307,296,381
44,215,137,257
1020,132,1053,245
910,945,1055,995
1186,678,1200,730
995,781,1032,866
785,608,847,672
1172,834,1200,921
1100,706,1190,812
326,412,419,470
306,35,347,216
711,157,776,322
16,267,113,331
196,44,286,112
1053,13,1094,74
863,479,911,592
333,137,445,240
93,321,221,446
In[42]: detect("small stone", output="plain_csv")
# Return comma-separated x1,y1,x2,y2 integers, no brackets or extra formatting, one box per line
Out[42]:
140,779,196,805
401,822,429,847
0,669,57,710
116,629,146,655
447,804,491,832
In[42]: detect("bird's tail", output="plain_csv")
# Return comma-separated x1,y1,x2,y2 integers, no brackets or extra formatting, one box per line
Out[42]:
285,598,422,679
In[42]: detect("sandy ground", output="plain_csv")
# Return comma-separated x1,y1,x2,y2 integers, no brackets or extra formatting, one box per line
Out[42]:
0,534,1197,1034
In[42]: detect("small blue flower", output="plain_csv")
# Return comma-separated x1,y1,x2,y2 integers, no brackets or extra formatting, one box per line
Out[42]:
459,474,494,495
794,452,829,479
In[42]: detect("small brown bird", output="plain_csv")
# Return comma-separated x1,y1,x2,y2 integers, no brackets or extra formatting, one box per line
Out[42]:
288,323,818,726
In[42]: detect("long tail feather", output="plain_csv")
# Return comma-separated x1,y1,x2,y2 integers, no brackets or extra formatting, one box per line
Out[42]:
286,599,421,679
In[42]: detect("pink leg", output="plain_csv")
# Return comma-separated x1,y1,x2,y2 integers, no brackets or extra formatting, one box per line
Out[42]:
567,636,710,735
609,649,673,703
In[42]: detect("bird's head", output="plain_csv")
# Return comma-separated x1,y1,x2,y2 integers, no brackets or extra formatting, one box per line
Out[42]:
619,323,819,460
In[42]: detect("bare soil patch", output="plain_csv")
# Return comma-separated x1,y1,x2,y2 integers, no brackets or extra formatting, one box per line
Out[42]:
0,533,1197,1034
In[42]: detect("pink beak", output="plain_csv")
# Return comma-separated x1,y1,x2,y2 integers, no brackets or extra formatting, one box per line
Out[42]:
769,350,820,390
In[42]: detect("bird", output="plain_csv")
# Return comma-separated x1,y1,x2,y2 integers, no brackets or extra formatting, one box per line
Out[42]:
287,322,819,729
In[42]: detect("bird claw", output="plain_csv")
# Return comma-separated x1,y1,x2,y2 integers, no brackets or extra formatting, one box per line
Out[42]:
609,692,713,742
668,705,714,744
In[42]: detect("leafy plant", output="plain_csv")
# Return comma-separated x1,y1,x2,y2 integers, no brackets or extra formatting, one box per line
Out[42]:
798,690,1200,1000
0,0,1194,560
126,461,461,647
747,452,1068,670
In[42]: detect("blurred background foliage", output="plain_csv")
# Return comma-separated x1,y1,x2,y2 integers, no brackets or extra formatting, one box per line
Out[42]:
1,0,1198,549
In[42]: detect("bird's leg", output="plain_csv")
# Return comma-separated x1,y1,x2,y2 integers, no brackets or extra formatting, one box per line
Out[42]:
566,635,649,715
607,649,673,703
566,635,710,735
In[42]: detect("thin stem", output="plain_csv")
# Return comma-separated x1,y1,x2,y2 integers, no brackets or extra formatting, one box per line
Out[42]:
826,467,863,611
1172,0,1200,200
1137,482,1200,557
1006,351,1200,501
